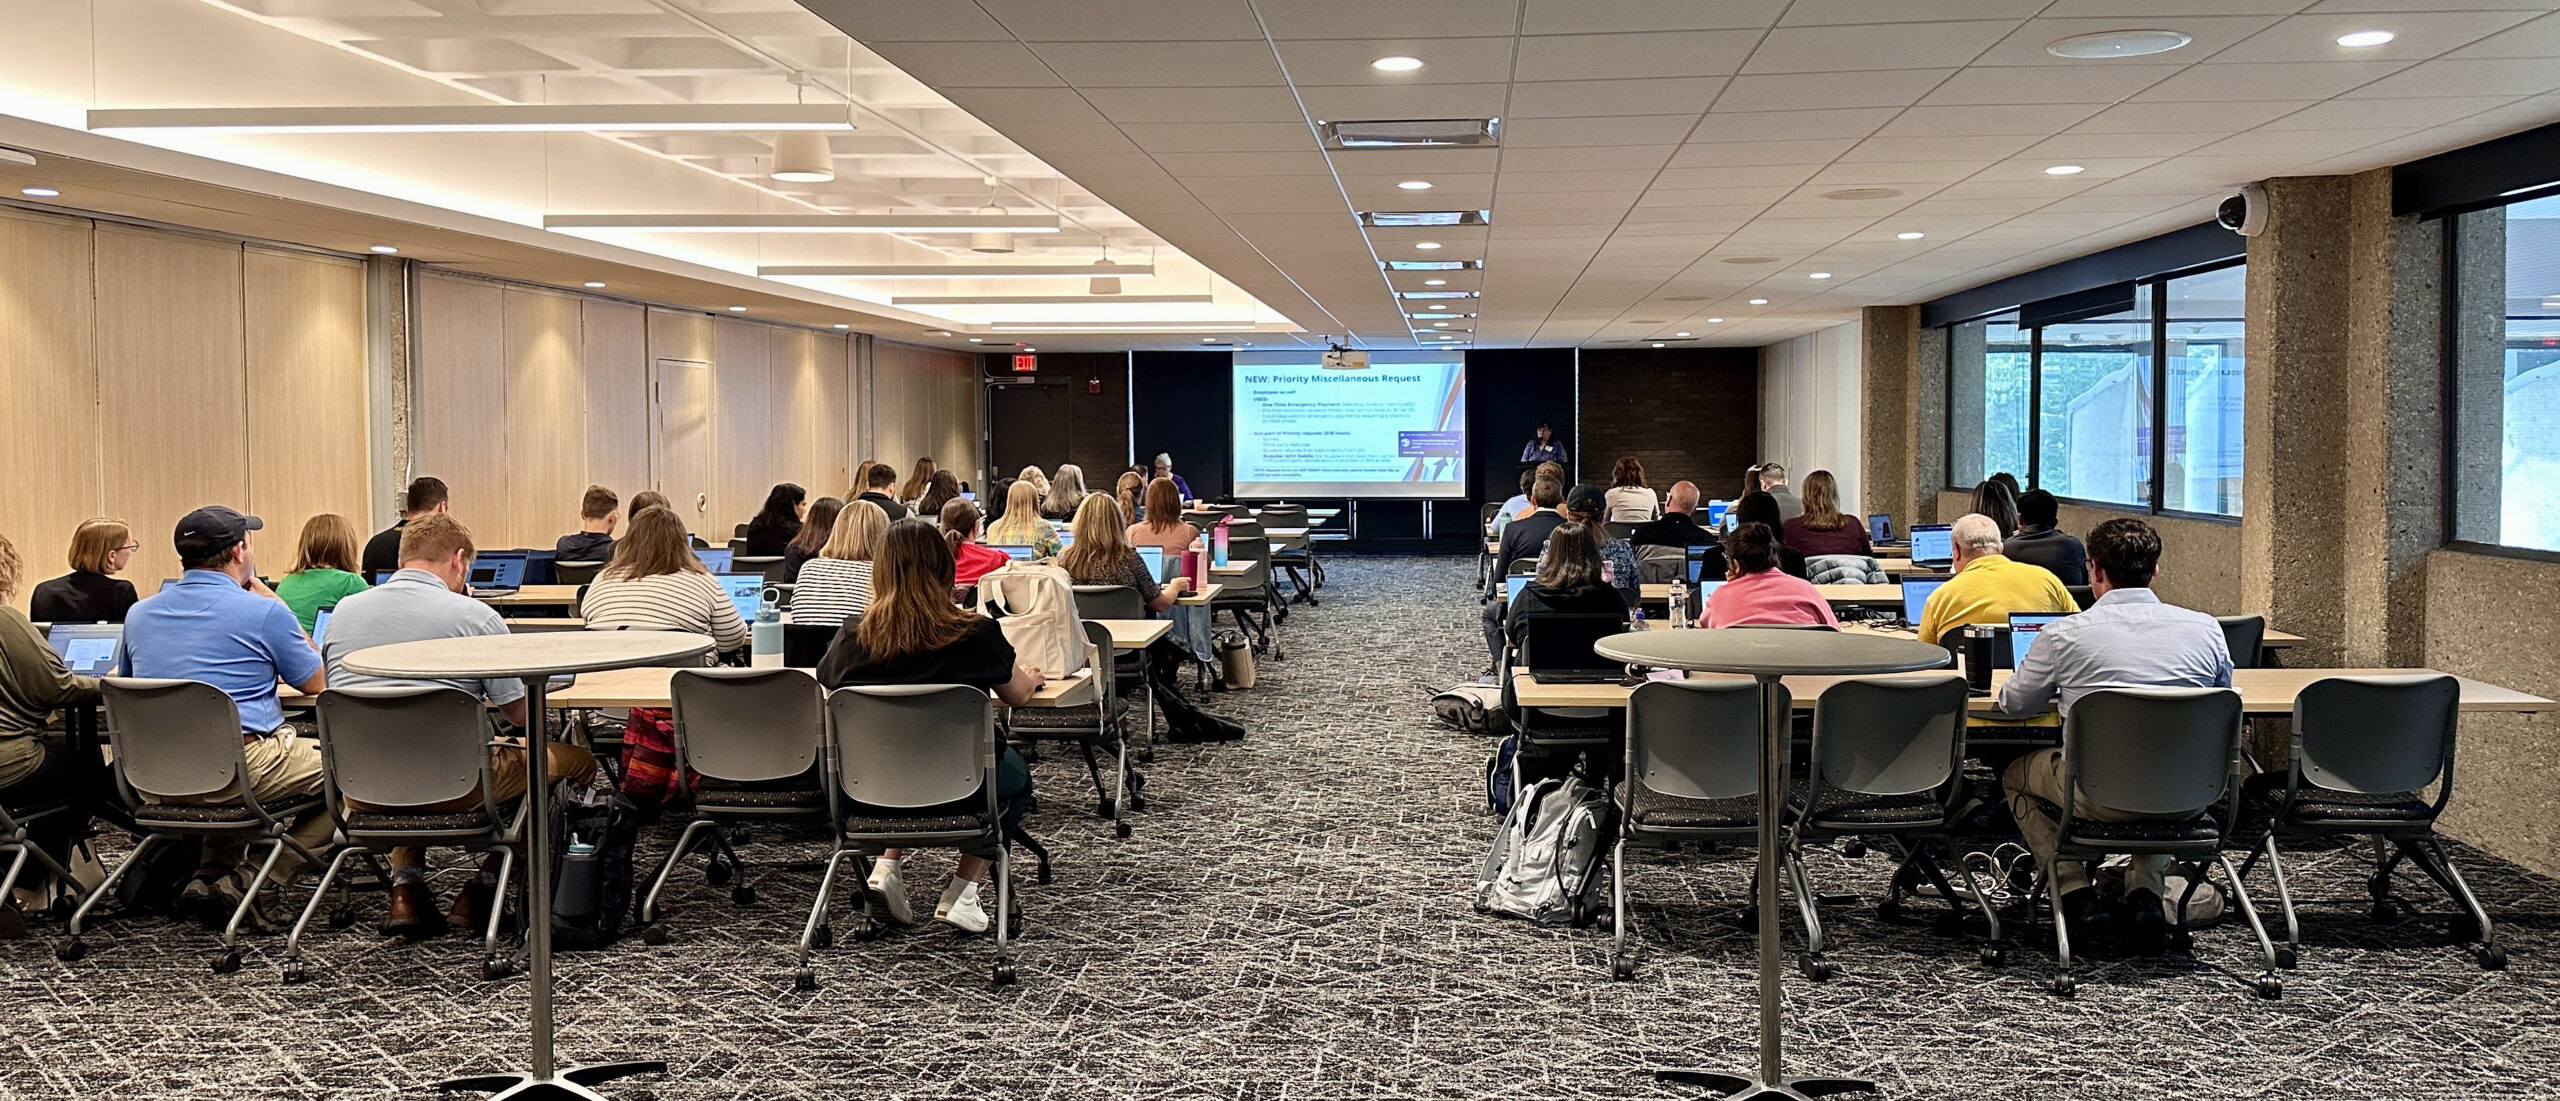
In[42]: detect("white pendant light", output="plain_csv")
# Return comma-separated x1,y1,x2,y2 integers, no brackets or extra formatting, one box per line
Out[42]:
770,129,834,183
1089,258,1122,295
970,178,1015,254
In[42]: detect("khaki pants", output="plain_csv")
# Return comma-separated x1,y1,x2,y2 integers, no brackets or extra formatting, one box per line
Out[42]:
380,740,599,873
2002,748,2171,898
160,728,334,888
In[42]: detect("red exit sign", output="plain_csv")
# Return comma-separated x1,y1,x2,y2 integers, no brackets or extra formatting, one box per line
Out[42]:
1012,354,1038,373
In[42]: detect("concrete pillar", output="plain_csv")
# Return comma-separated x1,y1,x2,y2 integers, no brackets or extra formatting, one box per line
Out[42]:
2241,175,2358,666
2450,209,2506,542
1859,305,1923,526
2339,170,2445,667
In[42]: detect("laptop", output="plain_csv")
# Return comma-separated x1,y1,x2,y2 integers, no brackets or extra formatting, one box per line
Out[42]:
1136,544,1166,580
715,574,766,621
45,623,123,676
1706,499,1734,527
1057,528,1075,549
466,552,527,595
2009,612,2070,667
1521,614,1629,684
989,545,1038,562
1907,524,1955,569
1685,545,1719,584
1869,514,1893,543
311,607,334,649
372,571,393,584
1900,577,1950,624
1506,574,1532,604
695,547,733,573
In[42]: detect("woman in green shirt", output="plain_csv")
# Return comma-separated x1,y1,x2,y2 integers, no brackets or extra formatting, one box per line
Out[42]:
275,513,370,633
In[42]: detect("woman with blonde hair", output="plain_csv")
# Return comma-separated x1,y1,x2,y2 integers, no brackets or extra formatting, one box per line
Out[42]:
792,499,890,626
984,480,1060,558
1042,463,1089,520
1782,470,1872,558
1059,495,1188,614
584,506,747,662
1114,471,1148,524
1016,465,1051,500
275,514,370,633
898,457,938,507
29,518,140,623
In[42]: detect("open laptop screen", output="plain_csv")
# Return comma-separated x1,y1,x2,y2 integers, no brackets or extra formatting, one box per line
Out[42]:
46,623,123,676
2010,612,2070,667
1137,545,1165,579
468,553,527,590
695,547,732,573
1506,575,1531,604
311,608,334,649
989,545,1037,562
1907,524,1954,566
715,574,764,621
1901,577,1950,623
1706,500,1734,527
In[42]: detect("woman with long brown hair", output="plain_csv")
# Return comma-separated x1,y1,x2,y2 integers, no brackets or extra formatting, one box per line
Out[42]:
917,470,965,518
29,518,140,624
1971,478,2021,538
898,457,938,508
942,498,1010,586
1114,470,1147,524
1782,470,1871,558
1604,457,1658,523
584,506,747,661
783,497,843,584
817,520,1041,933
1125,477,1200,556
1060,495,1188,613
275,514,370,633
1042,464,1088,520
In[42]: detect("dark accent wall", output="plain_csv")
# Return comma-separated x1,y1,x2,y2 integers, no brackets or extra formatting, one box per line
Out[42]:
981,352,1127,483
1576,347,1760,496
1463,348,1576,504
1131,351,1232,499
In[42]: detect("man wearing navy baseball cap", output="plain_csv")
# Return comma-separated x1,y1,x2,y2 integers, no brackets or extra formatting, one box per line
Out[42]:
122,504,332,933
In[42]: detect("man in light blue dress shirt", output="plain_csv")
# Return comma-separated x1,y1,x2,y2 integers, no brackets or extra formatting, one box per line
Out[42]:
1995,518,2233,954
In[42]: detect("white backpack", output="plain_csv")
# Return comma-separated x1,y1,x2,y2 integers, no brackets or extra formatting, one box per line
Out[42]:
1475,775,1608,924
975,562,1090,680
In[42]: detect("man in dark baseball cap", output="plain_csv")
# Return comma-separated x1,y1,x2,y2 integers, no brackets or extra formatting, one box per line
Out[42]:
124,504,330,931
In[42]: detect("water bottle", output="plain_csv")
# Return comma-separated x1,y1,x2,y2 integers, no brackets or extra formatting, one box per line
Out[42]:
1667,580,1690,628
556,838,600,923
1212,522,1231,568
752,586,783,667
1629,607,1646,631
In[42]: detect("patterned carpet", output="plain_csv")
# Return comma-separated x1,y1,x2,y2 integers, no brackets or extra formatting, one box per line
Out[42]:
4,556,2558,1100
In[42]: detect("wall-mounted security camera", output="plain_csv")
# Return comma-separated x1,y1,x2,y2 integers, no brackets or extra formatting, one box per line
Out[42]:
2216,182,2269,237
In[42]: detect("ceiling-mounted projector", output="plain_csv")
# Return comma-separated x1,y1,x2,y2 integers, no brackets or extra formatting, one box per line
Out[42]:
1321,347,1369,369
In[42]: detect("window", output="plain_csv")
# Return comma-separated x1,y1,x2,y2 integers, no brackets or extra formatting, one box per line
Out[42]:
2451,192,2560,552
1941,262,2246,518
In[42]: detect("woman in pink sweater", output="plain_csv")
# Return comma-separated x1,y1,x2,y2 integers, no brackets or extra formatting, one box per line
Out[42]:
1703,522,1839,629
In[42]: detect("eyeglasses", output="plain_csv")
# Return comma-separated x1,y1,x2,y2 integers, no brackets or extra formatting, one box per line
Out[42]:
116,544,140,553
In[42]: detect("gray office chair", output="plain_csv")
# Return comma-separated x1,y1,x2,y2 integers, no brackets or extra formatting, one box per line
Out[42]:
1633,544,1687,585
553,560,605,586
0,801,79,923
2029,686,2281,998
1476,503,1504,586
64,679,334,974
2238,674,2501,970
1211,533,1279,659
734,556,788,585
1002,622,1139,838
1610,678,1771,981
1256,503,1320,603
2217,615,2266,670
640,669,830,967
812,684,1031,990
1497,614,1629,804
1071,584,1147,622
1785,674,2002,980
2065,585,2097,610
286,686,507,983
726,537,749,555
1604,521,1639,542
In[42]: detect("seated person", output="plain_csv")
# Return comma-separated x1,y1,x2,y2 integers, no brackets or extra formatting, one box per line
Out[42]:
1628,481,1713,549
1542,485,1638,608
1780,470,1871,559
364,477,447,577
1058,496,1189,614
555,485,620,564
1480,477,1567,671
1505,523,1630,657
783,497,843,584
2003,489,2089,586
580,506,748,662
29,518,141,624
1490,468,1535,538
1604,457,1659,523
816,521,1042,933
627,491,709,549
274,513,370,634
0,527,117,924
793,500,889,627
122,506,331,929
853,462,910,522
985,480,1061,558
1728,492,1807,579
1915,513,2076,646
741,483,807,558
917,470,965,519
1702,523,1839,629
1995,518,2233,954
1124,477,1200,559
320,514,598,939
941,498,1011,587
1150,453,1194,503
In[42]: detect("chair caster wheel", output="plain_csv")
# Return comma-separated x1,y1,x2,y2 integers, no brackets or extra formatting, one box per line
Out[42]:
993,959,1017,987
851,921,880,943
1611,955,1638,982
2480,944,2508,971
329,906,358,930
2274,945,2297,969
1842,841,1868,860
1128,795,1149,813
793,968,818,992
2050,974,2077,998
732,885,758,907
1875,899,1903,923
56,938,86,963
1799,956,1838,982
1980,945,2007,967
813,924,834,949
2450,913,2483,943
1115,820,1132,839
1138,749,1156,764
1097,798,1116,819
484,957,515,982
2369,899,2400,923
2253,974,2283,1000
282,962,309,984
705,861,732,887
641,923,670,946
212,950,244,975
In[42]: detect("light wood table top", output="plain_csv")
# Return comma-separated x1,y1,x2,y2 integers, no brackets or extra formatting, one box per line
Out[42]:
1630,617,2304,648
486,617,1170,650
1512,667,2549,714
479,585,584,607
1177,582,1222,606
539,665,1097,710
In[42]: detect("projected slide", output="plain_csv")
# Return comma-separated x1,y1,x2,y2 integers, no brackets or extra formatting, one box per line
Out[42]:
1233,360,1467,498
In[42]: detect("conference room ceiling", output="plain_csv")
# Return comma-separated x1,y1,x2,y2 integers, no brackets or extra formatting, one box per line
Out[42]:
799,0,2560,350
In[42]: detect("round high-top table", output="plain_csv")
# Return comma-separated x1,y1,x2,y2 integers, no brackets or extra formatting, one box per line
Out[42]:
1594,628,1950,1101
343,630,714,1101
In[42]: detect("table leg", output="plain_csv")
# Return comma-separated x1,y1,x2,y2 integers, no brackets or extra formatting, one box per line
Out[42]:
438,678,662,1100
1652,674,1874,1100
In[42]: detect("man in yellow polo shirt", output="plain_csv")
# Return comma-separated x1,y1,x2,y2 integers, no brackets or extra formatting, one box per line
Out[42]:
1917,512,2076,645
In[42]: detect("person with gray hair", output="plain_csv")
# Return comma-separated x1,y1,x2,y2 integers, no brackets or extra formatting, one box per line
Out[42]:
1151,453,1193,503
1913,512,2076,645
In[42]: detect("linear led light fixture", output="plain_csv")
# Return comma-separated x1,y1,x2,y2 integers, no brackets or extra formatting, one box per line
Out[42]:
760,263,1149,278
88,104,853,133
1382,259,1481,271
1359,210,1490,227
1320,118,1500,149
987,322,1255,333
891,294,1211,306
1399,290,1480,299
548,214,1059,234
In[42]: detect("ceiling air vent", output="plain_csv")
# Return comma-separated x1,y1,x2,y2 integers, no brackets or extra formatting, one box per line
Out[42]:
1359,210,1491,227
1321,118,1501,149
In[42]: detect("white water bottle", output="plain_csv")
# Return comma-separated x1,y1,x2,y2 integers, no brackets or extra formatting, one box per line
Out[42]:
1667,580,1690,628
751,588,783,667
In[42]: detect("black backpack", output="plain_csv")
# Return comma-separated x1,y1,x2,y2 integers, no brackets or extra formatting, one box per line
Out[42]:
112,836,204,916
549,783,641,951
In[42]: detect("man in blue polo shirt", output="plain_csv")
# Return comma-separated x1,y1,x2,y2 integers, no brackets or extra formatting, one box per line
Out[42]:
123,505,331,930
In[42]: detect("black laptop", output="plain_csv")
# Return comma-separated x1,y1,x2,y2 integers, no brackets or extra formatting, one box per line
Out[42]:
1521,613,1629,685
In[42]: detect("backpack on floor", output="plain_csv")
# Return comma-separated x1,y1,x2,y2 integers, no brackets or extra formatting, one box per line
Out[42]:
111,836,203,917
976,562,1089,680
550,780,641,951
1434,683,1506,736
1475,774,1608,924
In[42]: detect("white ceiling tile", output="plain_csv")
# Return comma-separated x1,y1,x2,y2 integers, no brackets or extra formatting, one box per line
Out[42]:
1501,114,1703,147
1078,86,1311,123
1201,193,1358,214
1271,36,1517,84
1687,109,1899,142
799,0,1016,41
2071,99,2315,133
1506,77,1728,118
1716,69,1959,112
2342,57,2560,99
973,0,1266,42
1778,0,2047,25
1252,0,1526,40
1521,0,1789,35
1291,82,1509,120
1027,41,1285,87
1809,160,1992,185
2204,11,2542,65
2259,96,2525,130
1975,155,2162,181
1179,174,1346,197
1665,138,1860,167
1329,147,1504,174
2133,60,2411,101
863,40,1066,87
1917,64,2186,106
1498,168,1667,191
2445,11,2560,59
1839,134,2041,162
1121,122,1321,152
2020,131,2226,159
2305,0,2550,9
2186,127,2410,158
1498,145,1680,172
1650,163,1823,188
1625,181,1795,205
1514,30,1764,80
996,123,1146,153
1875,103,2104,137
1740,21,2016,75
936,87,1113,124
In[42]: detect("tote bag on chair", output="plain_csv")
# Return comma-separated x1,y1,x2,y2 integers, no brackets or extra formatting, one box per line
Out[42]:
975,562,1091,680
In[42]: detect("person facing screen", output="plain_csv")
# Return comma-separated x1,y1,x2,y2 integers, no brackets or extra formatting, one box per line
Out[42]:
783,497,843,585
582,506,747,663
1043,464,1089,520
898,458,938,508
275,513,370,634
1151,453,1193,503
793,499,889,627
1782,470,1871,559
1702,522,1838,629
29,517,140,624
742,483,807,558
1059,495,1187,613
942,498,1009,587
984,481,1060,558
1127,477,1201,558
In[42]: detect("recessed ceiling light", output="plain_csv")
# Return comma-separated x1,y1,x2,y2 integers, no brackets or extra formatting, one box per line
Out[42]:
2045,29,2192,59
929,329,953,336
1820,187,1904,202
1371,56,1423,72
582,281,606,288
1651,342,1666,349
2045,164,2086,176
1423,278,1448,286
968,337,984,342
1897,231,1926,240
1707,318,1724,324
1722,256,1777,265
1413,241,1442,250
728,305,747,312
1432,321,1449,327
368,244,398,254
1397,180,1433,190
1749,298,1768,305
1023,347,1036,352
2337,29,2394,48
1808,272,1832,280
19,186,59,198
1675,331,1691,337
834,323,850,330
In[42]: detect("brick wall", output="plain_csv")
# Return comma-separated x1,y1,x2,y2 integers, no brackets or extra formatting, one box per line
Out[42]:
1575,347,1761,495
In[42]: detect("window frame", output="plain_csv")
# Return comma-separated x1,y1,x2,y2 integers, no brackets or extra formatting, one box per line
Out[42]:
1943,257,2246,523
2439,195,2560,565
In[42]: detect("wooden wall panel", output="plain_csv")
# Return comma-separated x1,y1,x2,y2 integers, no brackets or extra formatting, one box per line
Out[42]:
0,210,100,605
501,287,586,551
411,274,508,553
580,299,651,512
243,247,369,551
711,317,772,534
97,228,247,586
868,340,981,492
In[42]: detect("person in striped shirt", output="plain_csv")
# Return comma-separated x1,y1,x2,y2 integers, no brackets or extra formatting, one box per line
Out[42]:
580,505,747,661
791,499,890,628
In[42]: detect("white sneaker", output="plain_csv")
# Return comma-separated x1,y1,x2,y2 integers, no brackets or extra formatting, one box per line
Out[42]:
864,857,916,925
935,878,989,934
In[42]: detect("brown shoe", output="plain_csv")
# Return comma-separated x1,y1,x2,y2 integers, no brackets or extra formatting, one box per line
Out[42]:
382,881,448,941
446,876,498,935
